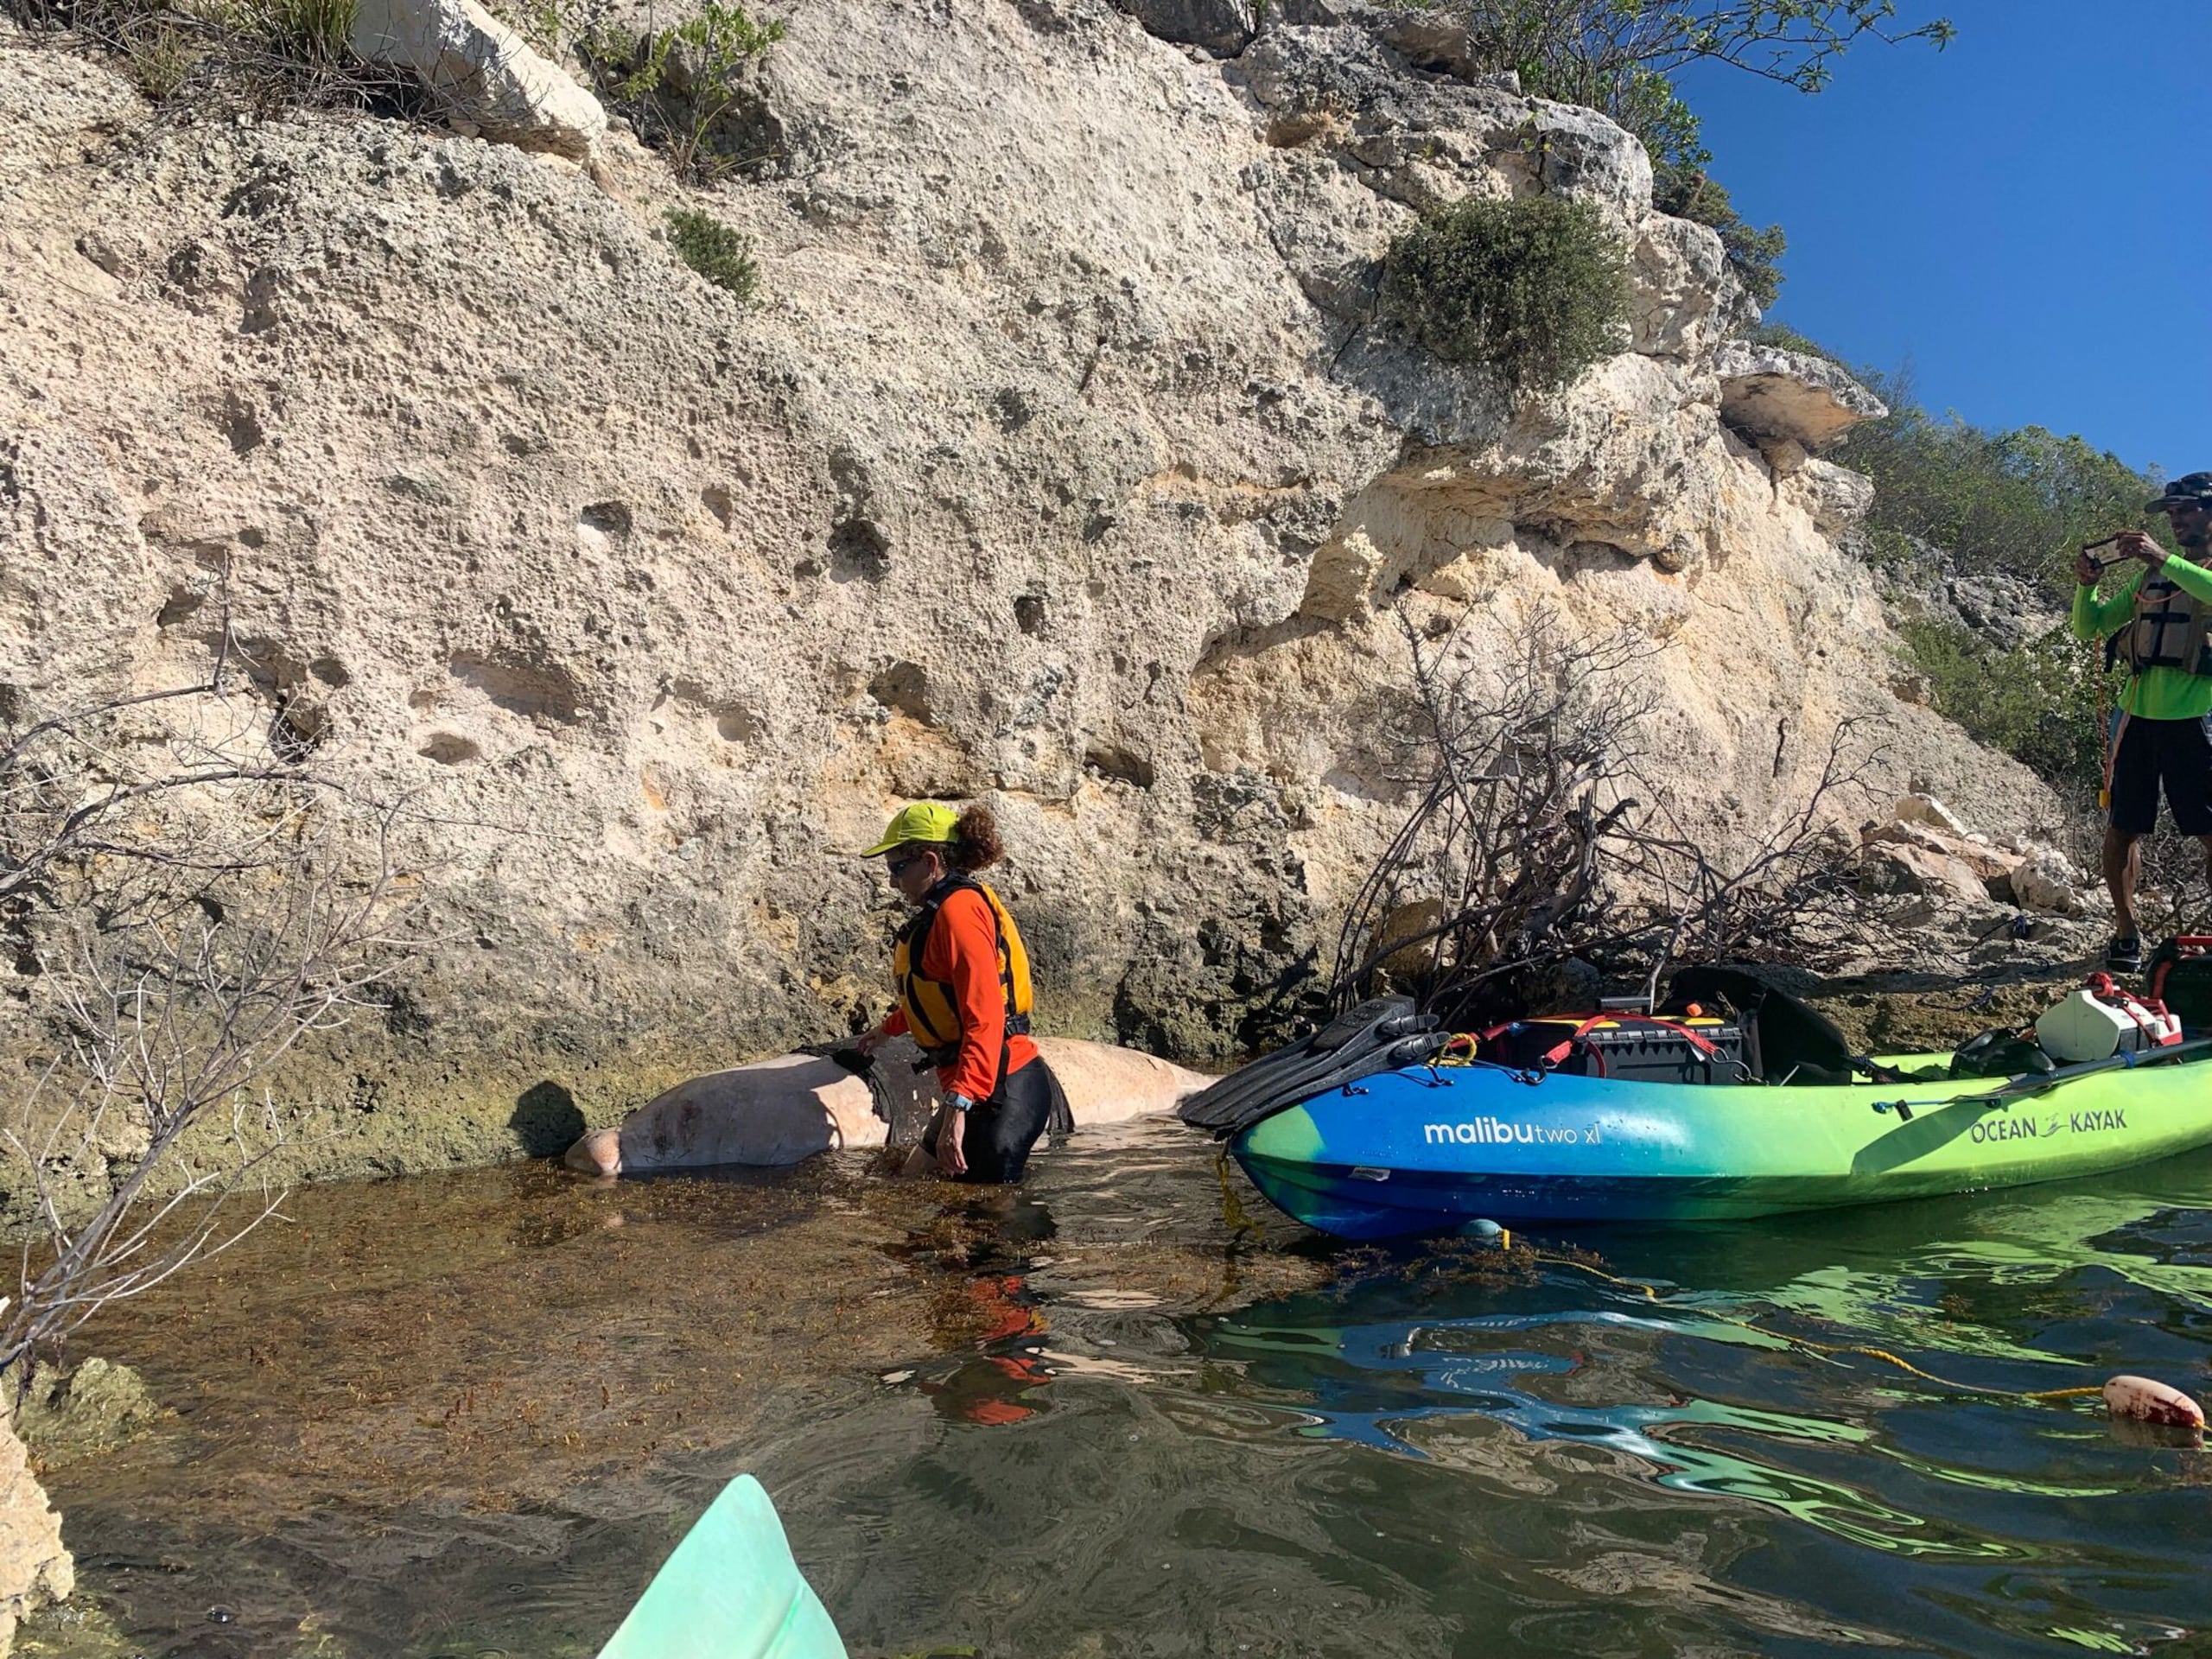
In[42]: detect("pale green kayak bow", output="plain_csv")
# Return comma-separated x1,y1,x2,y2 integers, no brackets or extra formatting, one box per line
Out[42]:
599,1475,847,1659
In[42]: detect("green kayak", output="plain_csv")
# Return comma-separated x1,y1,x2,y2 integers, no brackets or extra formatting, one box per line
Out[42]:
599,1475,846,1659
1229,1040,2212,1236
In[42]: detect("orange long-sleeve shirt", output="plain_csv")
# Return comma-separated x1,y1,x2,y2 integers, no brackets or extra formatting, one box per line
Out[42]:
882,886,1038,1102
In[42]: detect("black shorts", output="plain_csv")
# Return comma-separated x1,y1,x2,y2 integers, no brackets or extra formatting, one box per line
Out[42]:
2109,713,2212,836
921,1058,1067,1184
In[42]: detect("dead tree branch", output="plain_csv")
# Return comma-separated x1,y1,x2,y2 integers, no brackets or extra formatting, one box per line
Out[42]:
0,587,424,1378
1328,605,1879,1027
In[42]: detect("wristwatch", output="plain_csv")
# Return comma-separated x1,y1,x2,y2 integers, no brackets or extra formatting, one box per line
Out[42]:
945,1093,975,1114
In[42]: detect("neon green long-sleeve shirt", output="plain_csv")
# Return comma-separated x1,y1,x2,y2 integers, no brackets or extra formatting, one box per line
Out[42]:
2072,555,2212,719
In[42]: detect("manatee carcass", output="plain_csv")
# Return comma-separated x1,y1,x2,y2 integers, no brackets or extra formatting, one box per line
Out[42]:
563,1036,1211,1175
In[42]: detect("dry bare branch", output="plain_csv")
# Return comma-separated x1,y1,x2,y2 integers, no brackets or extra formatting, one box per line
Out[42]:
1328,604,1880,1028
1,579,425,1379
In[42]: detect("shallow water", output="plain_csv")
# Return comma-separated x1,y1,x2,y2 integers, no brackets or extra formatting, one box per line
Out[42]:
22,1121,2212,1658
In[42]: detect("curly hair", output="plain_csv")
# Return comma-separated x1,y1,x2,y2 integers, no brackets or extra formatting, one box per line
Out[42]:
949,805,1004,873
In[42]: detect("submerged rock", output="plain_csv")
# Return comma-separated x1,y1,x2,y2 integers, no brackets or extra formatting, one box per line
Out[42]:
12,1358,163,1459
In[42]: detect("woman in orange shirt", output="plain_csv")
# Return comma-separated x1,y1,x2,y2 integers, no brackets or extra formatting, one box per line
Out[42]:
853,802,1068,1181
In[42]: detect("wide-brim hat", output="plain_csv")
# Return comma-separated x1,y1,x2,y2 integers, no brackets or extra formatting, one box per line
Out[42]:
2145,471,2212,515
858,801,960,857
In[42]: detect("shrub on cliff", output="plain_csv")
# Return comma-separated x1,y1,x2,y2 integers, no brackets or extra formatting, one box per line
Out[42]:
665,208,759,302
1381,194,1629,392
581,0,785,180
7,0,408,108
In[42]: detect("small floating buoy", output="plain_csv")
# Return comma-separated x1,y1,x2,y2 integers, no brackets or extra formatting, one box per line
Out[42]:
2102,1374,2205,1429
1465,1217,1510,1250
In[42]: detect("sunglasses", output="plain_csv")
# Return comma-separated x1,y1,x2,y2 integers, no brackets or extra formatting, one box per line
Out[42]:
886,850,928,877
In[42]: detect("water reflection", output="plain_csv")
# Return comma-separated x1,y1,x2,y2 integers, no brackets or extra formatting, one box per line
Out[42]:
18,1126,2212,1659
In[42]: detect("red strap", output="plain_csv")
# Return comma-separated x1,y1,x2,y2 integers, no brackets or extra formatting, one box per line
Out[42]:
1540,1014,1611,1068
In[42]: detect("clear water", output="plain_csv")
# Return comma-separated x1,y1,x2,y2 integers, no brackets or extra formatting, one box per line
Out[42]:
22,1121,2212,1658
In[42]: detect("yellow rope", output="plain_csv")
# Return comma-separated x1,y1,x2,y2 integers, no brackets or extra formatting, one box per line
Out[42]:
1521,1246,2106,1406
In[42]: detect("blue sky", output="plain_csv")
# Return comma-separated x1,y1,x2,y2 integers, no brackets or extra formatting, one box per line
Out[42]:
1675,0,2211,480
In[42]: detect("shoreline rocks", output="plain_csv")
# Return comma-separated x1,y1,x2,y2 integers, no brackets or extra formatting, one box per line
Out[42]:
0,1408,72,1658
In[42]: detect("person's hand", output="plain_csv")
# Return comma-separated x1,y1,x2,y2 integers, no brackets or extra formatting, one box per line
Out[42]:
2118,530,2171,569
2075,548,2104,585
937,1100,969,1177
853,1026,888,1058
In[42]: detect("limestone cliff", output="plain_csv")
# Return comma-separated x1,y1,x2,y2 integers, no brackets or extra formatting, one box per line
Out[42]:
0,2,2058,1184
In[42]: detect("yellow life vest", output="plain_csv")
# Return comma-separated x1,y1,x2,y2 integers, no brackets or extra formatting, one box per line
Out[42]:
893,876,1034,1066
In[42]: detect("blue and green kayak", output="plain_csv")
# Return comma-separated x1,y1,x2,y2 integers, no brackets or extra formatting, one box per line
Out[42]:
1230,1046,2212,1238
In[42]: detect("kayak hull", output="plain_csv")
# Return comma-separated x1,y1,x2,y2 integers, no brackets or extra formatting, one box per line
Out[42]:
1229,1057,2212,1237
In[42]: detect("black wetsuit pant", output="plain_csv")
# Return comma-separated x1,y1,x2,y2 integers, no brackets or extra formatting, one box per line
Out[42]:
922,1056,1069,1184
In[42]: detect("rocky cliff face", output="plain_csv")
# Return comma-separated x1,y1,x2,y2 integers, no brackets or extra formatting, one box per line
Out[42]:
0,1,2058,1182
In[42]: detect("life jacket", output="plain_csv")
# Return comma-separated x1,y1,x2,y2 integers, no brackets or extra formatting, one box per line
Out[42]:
2119,572,2212,676
893,875,1033,1072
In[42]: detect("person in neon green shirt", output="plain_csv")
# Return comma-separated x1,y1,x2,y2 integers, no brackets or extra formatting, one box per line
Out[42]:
2071,472,2212,971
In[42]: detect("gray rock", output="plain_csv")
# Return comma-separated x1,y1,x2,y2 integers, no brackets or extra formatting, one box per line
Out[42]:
1115,0,1254,56
350,0,605,156
0,1408,72,1656
12,1358,164,1459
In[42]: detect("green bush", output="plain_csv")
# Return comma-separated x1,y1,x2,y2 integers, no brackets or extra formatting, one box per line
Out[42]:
1750,325,2155,791
1380,194,1629,393
1844,366,2155,601
11,0,396,109
1764,327,2156,600
1899,614,2112,792
260,0,354,68
582,0,785,180
664,207,758,302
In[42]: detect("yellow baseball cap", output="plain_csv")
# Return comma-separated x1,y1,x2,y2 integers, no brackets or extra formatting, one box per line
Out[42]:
858,801,960,857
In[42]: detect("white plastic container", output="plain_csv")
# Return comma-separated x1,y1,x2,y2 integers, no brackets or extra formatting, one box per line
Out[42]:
2034,988,2181,1064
